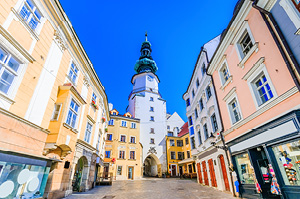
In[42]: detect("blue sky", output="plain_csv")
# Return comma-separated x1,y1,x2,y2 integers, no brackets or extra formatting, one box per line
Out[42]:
60,0,238,121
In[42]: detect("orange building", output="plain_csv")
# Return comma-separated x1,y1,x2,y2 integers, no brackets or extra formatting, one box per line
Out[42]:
0,0,109,198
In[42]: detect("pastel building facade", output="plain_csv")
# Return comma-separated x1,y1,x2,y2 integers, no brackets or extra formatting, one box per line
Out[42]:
183,36,232,193
0,0,109,198
127,35,184,177
208,0,300,198
102,109,142,180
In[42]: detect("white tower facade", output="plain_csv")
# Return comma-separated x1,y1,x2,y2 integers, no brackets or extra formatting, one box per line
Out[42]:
127,35,168,176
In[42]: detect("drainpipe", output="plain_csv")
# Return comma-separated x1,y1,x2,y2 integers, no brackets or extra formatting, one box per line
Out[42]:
204,49,236,197
251,0,300,91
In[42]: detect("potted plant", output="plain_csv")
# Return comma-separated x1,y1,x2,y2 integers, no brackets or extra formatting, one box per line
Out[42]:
165,171,171,178
102,117,106,123
105,128,108,132
91,100,98,110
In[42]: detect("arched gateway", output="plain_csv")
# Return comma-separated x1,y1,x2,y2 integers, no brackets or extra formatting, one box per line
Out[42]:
144,154,161,177
73,156,89,192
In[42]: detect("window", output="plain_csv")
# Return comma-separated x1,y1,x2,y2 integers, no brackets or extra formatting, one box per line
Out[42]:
178,152,183,160
177,140,183,147
130,136,136,143
203,123,209,140
92,92,97,103
96,132,101,151
150,128,155,134
68,62,79,85
105,151,111,158
189,126,194,136
168,132,173,136
229,99,241,124
187,151,191,159
182,152,185,160
112,112,117,115
239,31,254,57
167,125,170,130
206,86,212,100
186,98,190,107
211,114,218,132
130,151,135,160
252,74,274,106
194,108,198,119
291,0,300,12
188,116,193,126
108,119,114,126
120,135,126,142
191,137,196,149
121,120,127,127
84,122,92,143
66,99,79,128
235,153,255,184
131,122,136,129
185,137,189,145
106,134,112,141
19,0,42,30
51,104,61,120
199,98,204,111
119,150,125,159
170,139,175,146
220,63,230,85
150,138,155,144
198,131,202,145
150,97,154,101
150,116,154,121
196,78,200,88
201,63,206,75
192,89,195,98
150,106,154,112
117,166,122,175
0,47,21,94
171,151,176,160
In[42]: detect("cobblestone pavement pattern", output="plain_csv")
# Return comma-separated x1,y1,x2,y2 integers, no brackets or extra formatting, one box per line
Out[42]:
66,178,235,199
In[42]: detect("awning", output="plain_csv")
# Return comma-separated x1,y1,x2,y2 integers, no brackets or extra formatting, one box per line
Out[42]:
178,158,194,165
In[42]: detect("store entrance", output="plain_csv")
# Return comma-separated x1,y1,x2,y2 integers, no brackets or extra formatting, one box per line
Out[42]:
249,147,281,199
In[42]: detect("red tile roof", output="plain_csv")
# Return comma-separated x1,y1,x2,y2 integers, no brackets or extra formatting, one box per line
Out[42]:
178,122,189,137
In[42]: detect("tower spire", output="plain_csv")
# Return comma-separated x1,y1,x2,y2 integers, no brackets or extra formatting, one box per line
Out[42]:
145,31,148,41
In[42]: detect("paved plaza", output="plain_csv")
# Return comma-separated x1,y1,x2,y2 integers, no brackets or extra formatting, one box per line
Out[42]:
66,178,235,199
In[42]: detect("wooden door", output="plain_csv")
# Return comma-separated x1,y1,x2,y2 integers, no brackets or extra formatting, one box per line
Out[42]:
197,163,203,184
202,161,209,186
219,155,230,191
208,159,217,187
103,165,109,178
171,165,176,176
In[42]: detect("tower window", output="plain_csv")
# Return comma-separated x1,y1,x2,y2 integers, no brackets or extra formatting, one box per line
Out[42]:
150,106,154,112
150,97,154,101
150,128,155,134
150,116,154,121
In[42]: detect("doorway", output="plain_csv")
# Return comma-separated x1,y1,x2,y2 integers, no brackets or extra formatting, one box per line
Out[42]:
171,165,177,176
219,155,230,191
179,166,183,176
208,159,217,187
128,166,134,180
103,163,109,179
202,161,209,186
197,163,203,183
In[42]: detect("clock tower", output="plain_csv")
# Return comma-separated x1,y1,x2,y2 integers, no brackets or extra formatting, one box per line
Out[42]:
128,33,167,176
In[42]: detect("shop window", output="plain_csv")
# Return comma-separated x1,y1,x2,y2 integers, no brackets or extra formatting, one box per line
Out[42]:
0,160,50,198
117,166,122,175
235,153,255,184
272,140,300,186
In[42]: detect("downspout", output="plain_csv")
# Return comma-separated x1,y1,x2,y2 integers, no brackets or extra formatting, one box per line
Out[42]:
251,0,300,91
204,49,236,197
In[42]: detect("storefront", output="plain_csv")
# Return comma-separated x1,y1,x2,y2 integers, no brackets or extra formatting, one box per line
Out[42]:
0,151,52,199
228,110,300,199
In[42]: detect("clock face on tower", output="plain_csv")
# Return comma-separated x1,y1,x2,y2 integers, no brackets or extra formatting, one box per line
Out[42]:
147,75,154,82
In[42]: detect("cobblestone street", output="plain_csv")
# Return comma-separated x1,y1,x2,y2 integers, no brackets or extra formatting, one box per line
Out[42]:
66,178,235,199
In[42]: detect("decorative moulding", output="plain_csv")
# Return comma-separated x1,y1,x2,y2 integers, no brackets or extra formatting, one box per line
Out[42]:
237,42,259,68
216,54,227,71
54,30,68,51
242,57,265,80
223,87,237,102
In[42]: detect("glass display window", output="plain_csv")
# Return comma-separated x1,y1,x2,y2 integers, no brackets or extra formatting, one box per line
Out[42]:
0,161,50,199
235,153,255,184
272,140,300,186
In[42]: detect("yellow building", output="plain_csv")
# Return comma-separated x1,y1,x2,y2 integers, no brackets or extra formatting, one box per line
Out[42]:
166,122,196,177
0,0,109,198
101,109,142,180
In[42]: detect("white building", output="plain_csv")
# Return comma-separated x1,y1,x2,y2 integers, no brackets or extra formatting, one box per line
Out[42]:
183,35,233,192
128,34,184,177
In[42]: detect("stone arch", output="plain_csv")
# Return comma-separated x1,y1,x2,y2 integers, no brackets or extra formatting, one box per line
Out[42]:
144,154,161,177
73,156,89,192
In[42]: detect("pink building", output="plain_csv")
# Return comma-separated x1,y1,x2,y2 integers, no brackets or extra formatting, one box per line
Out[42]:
207,0,300,198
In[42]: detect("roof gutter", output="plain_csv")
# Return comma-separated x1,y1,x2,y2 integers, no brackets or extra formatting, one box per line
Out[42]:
251,0,300,91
